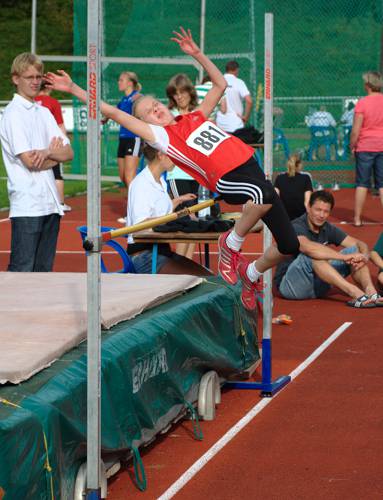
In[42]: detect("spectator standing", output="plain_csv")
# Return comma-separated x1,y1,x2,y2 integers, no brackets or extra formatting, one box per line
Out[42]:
127,144,211,276
350,71,383,226
274,154,313,220
216,60,253,133
341,101,355,127
370,231,383,293
274,190,383,308
112,71,141,223
0,53,73,271
195,74,226,122
166,73,200,258
35,81,71,212
116,71,142,187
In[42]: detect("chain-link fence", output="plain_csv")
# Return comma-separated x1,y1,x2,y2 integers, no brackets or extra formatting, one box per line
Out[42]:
71,0,256,176
71,0,383,187
256,0,383,187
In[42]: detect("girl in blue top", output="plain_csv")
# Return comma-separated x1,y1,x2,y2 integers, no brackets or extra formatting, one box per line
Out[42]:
116,71,142,188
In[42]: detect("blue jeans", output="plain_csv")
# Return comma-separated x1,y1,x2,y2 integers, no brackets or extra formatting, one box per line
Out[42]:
8,215,61,272
278,246,357,300
355,152,383,188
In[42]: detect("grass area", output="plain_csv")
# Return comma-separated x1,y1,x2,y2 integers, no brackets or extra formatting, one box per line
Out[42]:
0,155,117,211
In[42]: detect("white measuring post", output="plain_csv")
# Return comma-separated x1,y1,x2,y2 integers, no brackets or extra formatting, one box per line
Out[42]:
226,13,290,396
86,0,102,498
262,13,274,383
260,12,290,395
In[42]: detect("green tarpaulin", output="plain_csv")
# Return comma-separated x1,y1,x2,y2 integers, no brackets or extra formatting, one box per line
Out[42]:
0,279,259,499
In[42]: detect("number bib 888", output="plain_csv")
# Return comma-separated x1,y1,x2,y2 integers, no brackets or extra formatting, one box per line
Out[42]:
186,121,230,156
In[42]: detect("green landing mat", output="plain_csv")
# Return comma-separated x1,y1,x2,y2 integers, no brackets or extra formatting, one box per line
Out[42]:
0,278,259,499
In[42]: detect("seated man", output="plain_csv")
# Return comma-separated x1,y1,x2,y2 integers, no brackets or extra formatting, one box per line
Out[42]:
273,190,383,308
370,231,383,293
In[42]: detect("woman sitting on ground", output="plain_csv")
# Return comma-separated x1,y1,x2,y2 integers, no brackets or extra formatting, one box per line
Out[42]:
126,144,212,276
274,154,313,220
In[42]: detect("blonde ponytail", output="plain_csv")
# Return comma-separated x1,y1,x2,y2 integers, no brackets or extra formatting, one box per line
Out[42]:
121,71,141,91
286,154,302,177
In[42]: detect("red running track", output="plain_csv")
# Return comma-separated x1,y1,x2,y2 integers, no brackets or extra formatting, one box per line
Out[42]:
0,188,382,499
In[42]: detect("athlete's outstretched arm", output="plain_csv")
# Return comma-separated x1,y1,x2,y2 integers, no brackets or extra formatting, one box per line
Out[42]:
44,70,155,142
171,27,226,118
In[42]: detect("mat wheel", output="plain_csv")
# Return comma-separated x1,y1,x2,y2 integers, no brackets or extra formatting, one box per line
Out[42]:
198,370,221,420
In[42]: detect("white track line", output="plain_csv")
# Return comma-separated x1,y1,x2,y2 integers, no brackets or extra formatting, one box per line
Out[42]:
0,250,116,255
158,321,352,500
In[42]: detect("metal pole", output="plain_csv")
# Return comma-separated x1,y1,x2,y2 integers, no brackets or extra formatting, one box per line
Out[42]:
262,13,274,381
31,0,37,53
223,13,290,395
199,0,206,82
86,0,102,497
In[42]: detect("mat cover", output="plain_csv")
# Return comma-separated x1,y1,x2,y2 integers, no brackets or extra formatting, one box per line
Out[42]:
0,279,259,499
0,272,202,384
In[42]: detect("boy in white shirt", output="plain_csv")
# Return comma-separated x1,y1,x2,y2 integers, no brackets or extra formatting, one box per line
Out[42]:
0,53,73,271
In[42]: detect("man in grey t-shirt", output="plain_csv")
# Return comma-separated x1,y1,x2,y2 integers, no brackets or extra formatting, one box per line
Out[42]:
274,190,383,308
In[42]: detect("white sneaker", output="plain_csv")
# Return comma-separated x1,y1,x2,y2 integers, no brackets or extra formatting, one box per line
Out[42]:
117,217,126,224
61,203,72,212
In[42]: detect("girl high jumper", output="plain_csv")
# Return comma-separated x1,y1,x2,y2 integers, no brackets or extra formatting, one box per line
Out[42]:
46,27,299,310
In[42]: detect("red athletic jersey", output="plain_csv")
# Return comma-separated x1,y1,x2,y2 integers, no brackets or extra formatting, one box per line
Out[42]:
35,95,64,126
161,110,254,190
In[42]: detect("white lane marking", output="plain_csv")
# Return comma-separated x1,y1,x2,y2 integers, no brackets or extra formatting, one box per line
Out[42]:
0,250,116,255
157,321,352,500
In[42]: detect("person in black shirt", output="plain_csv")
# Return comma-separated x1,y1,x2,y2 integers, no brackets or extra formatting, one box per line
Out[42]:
274,154,313,220
274,190,383,308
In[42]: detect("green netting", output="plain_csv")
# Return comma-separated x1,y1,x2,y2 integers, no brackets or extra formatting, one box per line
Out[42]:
71,0,256,175
71,0,383,187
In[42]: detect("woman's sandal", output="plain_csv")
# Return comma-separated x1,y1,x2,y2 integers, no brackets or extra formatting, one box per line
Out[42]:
346,294,376,308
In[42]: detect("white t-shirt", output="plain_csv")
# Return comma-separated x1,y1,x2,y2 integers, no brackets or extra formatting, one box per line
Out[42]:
0,93,70,217
306,111,336,128
341,109,354,127
216,73,250,132
127,166,172,243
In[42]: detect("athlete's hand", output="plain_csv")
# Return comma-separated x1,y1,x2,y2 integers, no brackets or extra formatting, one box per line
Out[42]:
44,70,74,93
171,27,200,56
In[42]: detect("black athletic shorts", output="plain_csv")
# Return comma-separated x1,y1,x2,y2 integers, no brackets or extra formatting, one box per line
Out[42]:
216,155,300,256
117,137,141,158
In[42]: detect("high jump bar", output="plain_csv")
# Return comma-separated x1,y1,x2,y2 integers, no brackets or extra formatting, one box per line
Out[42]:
82,198,216,251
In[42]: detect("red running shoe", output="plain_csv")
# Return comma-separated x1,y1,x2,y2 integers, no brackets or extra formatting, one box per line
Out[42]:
237,259,263,311
218,230,242,285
